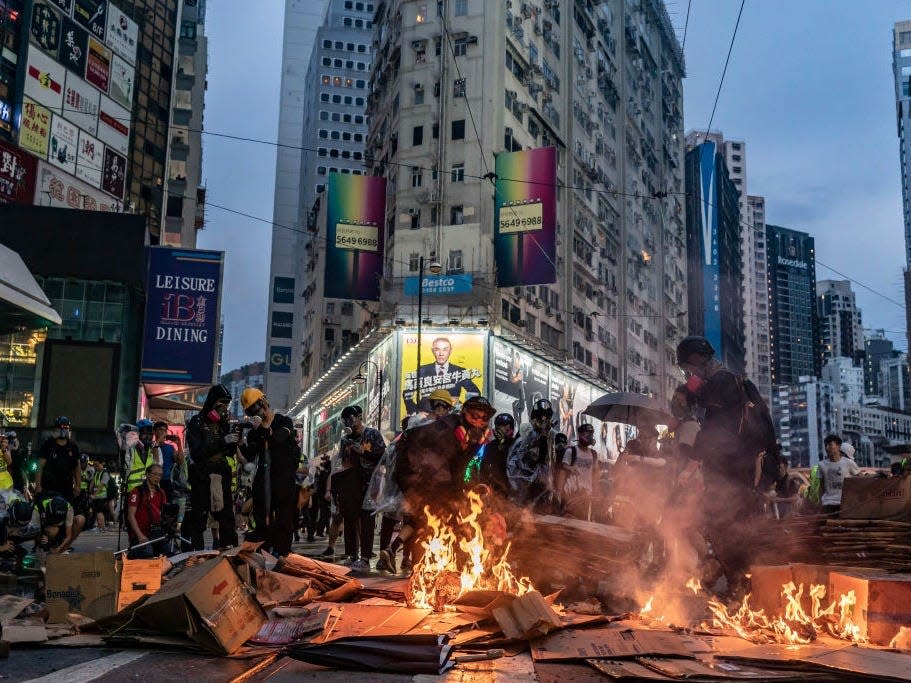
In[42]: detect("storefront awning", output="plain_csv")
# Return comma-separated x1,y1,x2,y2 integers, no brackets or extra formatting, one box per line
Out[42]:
0,244,62,334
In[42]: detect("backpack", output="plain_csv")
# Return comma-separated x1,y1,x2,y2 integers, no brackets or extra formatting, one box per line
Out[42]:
737,377,780,482
563,445,578,466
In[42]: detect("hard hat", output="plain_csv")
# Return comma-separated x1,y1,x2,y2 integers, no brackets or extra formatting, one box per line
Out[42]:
427,388,455,407
676,336,716,365
461,396,496,418
241,387,266,411
136,418,154,431
54,416,71,428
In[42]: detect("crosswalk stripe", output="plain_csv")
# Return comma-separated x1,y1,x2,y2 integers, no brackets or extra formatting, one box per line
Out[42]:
24,651,148,682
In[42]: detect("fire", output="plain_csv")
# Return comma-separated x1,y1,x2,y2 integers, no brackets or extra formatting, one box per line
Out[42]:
686,577,702,596
408,491,533,610
640,596,654,615
706,582,864,645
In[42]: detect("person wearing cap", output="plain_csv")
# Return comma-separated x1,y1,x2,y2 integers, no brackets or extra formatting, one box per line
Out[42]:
125,420,162,493
335,404,386,569
36,416,82,504
555,423,600,520
239,387,300,557
37,495,82,554
819,434,860,515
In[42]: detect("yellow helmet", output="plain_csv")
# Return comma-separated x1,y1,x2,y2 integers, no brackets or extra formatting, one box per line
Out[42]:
241,387,266,411
427,388,454,407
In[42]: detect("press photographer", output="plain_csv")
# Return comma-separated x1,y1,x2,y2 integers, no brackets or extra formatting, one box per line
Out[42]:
126,464,169,558
0,495,39,569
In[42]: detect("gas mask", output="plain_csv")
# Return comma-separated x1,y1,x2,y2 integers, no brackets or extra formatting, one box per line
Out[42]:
531,415,552,432
139,431,154,447
57,429,69,440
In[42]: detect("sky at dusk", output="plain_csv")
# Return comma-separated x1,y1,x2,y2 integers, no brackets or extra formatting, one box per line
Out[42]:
200,0,911,373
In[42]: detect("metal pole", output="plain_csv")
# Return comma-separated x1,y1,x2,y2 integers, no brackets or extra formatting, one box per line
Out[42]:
377,368,383,430
416,256,425,409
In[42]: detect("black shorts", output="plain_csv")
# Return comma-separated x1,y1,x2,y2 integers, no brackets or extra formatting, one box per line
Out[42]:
92,499,108,515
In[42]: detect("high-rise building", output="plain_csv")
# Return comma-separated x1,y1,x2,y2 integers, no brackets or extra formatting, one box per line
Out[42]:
163,0,208,247
264,0,332,411
821,356,864,406
880,353,911,412
863,328,899,398
683,140,744,374
221,361,265,421
766,224,819,386
747,194,771,405
363,0,686,402
893,21,911,348
816,279,864,365
772,376,836,468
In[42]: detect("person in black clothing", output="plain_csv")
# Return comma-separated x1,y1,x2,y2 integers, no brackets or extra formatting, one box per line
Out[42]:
309,454,331,540
675,335,761,591
240,387,300,557
478,413,516,497
336,405,385,569
507,399,558,510
36,416,81,504
182,384,239,550
6,431,28,496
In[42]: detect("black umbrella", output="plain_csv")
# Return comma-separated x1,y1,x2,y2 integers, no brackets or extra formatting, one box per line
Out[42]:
582,392,672,428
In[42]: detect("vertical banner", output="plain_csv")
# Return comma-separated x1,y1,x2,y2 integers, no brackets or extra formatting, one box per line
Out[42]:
141,248,224,386
697,142,722,354
494,146,557,287
399,330,485,416
491,337,549,428
324,173,386,301
367,334,396,434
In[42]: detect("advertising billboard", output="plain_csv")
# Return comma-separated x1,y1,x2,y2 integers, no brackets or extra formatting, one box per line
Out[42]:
272,276,295,304
324,173,386,301
75,130,103,186
31,2,62,52
105,4,138,64
270,311,293,338
100,147,126,199
141,248,224,387
403,273,473,296
48,114,78,175
59,17,89,76
494,146,557,287
19,99,52,157
367,334,396,434
269,346,292,374
697,141,722,354
63,72,100,134
34,160,121,211
399,330,485,416
491,337,549,427
0,139,38,205
25,45,65,112
72,0,107,40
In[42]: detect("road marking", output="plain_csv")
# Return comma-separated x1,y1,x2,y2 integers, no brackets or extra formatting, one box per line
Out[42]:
24,651,147,682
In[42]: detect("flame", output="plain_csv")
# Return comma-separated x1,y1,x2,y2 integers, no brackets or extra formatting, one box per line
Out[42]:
706,582,865,645
686,577,702,596
408,491,533,610
640,596,654,615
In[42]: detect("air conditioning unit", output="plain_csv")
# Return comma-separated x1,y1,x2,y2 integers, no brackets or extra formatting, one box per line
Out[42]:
556,313,564,324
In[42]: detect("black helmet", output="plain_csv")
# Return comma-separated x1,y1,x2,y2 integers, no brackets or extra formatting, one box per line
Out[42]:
676,335,715,365
530,398,553,420
554,432,568,447
493,413,515,430
43,496,69,524
341,405,363,421
462,396,496,417
9,501,34,525
202,384,231,412
578,423,595,434
54,415,71,428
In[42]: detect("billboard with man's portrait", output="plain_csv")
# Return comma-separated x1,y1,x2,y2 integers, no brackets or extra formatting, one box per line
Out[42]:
399,330,486,416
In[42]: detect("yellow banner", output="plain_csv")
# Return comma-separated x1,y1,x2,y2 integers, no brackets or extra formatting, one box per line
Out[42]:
400,331,486,415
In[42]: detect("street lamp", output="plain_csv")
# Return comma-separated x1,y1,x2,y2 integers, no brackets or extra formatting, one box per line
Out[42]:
415,256,443,408
353,359,383,428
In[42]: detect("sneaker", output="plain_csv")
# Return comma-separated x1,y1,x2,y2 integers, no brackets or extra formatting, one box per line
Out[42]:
340,556,357,566
375,548,396,573
350,558,369,571
319,547,335,558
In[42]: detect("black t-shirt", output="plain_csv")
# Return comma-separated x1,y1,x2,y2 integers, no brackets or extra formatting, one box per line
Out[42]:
39,438,80,498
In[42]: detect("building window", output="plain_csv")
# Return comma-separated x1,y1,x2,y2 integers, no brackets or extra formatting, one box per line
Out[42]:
356,79,365,88
343,17,352,26
413,125,424,145
450,163,464,182
451,119,465,140
323,39,332,49
334,58,342,67
318,147,327,156
322,57,331,66
448,249,464,273
332,95,341,103
432,122,439,139
454,0,468,16
320,93,329,102
453,78,466,97
410,209,421,229
335,41,343,49
358,44,366,52
416,3,427,23
319,111,328,120
411,166,423,187
409,252,420,272
453,37,467,57
414,84,425,105
450,205,464,225
355,97,365,105
318,129,328,139
317,166,326,175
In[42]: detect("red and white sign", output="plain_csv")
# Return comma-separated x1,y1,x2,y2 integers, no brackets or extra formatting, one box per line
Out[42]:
0,138,38,205
34,160,122,212
62,72,100,135
76,130,103,188
48,114,79,175
24,45,65,112
86,37,111,93
97,95,129,156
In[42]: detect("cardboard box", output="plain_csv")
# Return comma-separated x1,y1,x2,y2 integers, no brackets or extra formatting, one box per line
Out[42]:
46,551,118,623
828,571,911,644
839,475,911,520
750,563,882,616
136,557,266,654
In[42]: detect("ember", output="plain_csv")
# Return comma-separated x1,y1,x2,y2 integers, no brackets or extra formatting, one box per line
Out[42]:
408,491,533,610
706,581,864,644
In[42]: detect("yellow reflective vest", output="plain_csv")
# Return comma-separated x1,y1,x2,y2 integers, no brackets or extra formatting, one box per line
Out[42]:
126,446,156,491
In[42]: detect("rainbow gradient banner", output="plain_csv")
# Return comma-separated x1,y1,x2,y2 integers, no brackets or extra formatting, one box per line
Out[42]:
494,147,557,287
324,173,387,301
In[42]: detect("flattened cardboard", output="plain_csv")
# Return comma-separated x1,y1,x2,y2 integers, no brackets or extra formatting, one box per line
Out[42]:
46,551,117,623
531,625,704,661
840,475,911,520
254,568,314,606
0,595,34,625
308,602,431,640
829,570,911,644
136,557,266,654
2,618,48,643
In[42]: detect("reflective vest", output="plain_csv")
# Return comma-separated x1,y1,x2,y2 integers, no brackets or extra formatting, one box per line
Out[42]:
226,454,238,494
802,464,821,505
80,470,90,492
127,446,155,491
92,470,108,499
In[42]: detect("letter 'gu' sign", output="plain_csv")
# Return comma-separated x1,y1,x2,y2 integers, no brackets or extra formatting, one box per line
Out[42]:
141,247,224,387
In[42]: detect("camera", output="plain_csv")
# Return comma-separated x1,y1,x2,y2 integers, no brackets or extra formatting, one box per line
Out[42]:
149,502,180,539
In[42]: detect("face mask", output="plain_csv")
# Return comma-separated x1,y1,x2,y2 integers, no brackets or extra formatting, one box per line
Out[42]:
139,434,154,447
343,416,357,429
57,429,69,439
494,426,513,442
532,416,551,432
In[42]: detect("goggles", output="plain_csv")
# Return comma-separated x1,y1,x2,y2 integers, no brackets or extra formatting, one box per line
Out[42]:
430,400,451,411
244,400,266,417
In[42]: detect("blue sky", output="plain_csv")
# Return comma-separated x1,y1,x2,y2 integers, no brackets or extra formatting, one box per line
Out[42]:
202,0,911,373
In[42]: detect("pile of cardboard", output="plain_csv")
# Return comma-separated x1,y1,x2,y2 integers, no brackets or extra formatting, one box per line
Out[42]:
819,518,911,570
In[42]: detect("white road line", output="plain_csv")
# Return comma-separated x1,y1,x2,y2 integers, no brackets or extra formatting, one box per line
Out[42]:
24,651,148,682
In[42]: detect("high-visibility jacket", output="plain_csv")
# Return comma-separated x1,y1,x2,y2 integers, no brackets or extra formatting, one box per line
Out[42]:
802,464,821,505
126,446,156,491
226,454,238,494
80,470,91,492
91,469,109,499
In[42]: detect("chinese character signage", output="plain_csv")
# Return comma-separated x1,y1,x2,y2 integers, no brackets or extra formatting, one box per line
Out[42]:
0,139,38,205
105,4,138,65
76,131,102,187
48,114,78,175
85,37,111,93
20,98,52,157
697,141,722,354
324,173,386,301
141,248,225,386
34,160,121,211
24,46,65,112
399,330,486,415
58,18,89,76
494,147,557,287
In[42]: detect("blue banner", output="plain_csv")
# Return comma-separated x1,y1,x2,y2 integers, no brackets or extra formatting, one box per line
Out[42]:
403,273,473,296
272,276,295,304
698,142,722,355
141,247,224,386
269,346,292,374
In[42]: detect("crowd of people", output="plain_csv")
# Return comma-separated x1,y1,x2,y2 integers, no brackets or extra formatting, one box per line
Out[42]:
2,334,909,592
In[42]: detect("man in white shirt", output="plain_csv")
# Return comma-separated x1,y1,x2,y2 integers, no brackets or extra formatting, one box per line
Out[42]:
819,434,860,514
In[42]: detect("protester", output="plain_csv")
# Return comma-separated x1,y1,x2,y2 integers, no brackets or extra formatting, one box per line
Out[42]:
478,413,517,498
0,497,39,565
37,494,83,554
154,421,183,497
6,431,28,498
126,464,168,558
318,450,346,559
426,388,454,420
308,454,331,542
240,387,300,557
182,384,239,550
169,444,190,526
507,398,557,509
89,461,110,532
0,433,12,490
675,335,773,592
819,434,861,514
35,416,82,503
125,420,162,493
770,456,802,518
335,405,385,569
555,422,599,519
